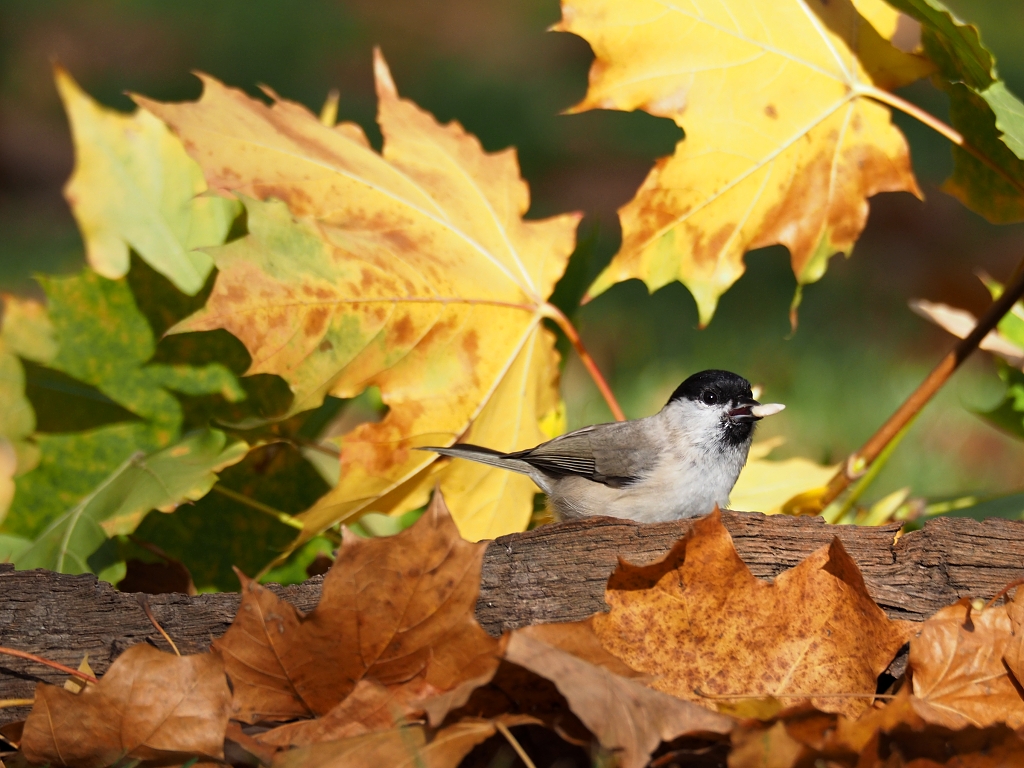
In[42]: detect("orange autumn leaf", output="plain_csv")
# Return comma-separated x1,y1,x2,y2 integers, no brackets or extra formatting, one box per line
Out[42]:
558,0,928,325
839,691,1024,766
212,492,502,726
728,718,809,768
592,509,912,717
1005,587,1024,686
136,50,577,542
909,598,1024,729
20,645,230,768
730,690,1024,767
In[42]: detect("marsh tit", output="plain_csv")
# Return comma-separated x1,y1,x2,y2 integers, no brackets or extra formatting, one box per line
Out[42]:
423,369,784,523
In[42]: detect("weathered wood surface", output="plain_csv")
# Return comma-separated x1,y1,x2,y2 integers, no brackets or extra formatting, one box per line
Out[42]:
1,511,1023,725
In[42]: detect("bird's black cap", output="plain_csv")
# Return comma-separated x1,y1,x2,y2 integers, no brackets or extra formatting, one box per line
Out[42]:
667,369,753,406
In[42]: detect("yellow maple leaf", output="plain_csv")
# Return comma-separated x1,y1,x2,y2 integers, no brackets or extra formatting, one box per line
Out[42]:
137,51,580,543
559,0,930,325
850,0,901,41
730,439,838,515
56,68,240,296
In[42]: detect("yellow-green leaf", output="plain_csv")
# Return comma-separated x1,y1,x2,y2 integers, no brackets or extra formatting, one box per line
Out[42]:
0,438,14,521
5,269,244,543
56,67,240,295
0,295,56,520
14,428,247,576
560,0,927,325
880,0,1024,222
137,51,579,542
730,439,838,514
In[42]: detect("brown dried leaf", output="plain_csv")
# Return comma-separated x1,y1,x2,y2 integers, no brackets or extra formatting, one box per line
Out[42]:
21,645,230,768
257,679,420,748
910,598,1024,728
212,572,308,722
835,690,1024,766
0,720,24,749
728,719,807,768
515,618,649,680
417,661,505,729
444,658,592,744
505,629,732,768
731,691,1024,768
213,491,501,724
271,716,537,768
1004,587,1024,686
829,693,910,755
594,509,912,717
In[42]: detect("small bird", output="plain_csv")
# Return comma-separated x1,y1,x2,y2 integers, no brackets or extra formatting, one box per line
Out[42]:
422,369,785,523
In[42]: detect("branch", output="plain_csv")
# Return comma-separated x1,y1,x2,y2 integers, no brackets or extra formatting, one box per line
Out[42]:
210,485,304,530
541,303,626,421
3,510,1024,726
862,86,1024,200
0,647,97,685
812,264,1024,511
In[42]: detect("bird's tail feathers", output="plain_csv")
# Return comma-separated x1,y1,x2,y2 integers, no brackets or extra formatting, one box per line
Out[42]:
420,444,534,475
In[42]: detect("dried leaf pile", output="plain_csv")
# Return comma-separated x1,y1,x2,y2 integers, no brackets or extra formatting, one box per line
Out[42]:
4,496,1024,768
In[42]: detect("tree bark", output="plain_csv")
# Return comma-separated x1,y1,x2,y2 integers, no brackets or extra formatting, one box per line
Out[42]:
1,511,1023,725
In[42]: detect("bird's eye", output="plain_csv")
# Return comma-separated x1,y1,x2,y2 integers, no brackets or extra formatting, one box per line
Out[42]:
701,391,718,405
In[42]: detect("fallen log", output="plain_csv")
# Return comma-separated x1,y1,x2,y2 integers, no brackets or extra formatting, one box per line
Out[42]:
1,510,1022,725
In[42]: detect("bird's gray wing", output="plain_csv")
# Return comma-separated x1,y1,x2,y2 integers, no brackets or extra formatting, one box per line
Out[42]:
509,421,658,487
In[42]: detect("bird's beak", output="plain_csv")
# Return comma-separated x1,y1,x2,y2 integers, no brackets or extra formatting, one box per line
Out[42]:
728,397,786,423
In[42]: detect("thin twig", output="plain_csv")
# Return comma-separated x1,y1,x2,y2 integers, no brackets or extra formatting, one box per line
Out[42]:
695,689,897,700
136,595,180,656
494,720,537,768
0,647,98,684
861,85,1024,199
319,88,340,127
821,418,916,523
814,265,1024,511
126,535,185,568
650,747,722,768
0,698,34,708
541,303,626,421
289,437,342,458
986,578,1024,609
211,485,304,529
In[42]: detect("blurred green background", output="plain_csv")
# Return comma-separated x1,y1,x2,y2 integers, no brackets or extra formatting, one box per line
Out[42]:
2,0,1023,512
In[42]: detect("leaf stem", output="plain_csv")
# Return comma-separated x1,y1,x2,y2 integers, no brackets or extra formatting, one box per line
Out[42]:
290,437,342,458
495,721,538,768
136,595,180,656
986,578,1024,609
0,647,98,684
815,264,1024,511
541,303,626,422
210,485,304,529
860,85,1024,199
821,417,916,524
